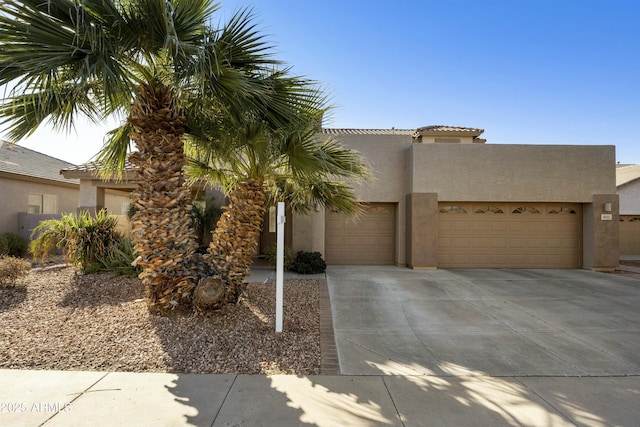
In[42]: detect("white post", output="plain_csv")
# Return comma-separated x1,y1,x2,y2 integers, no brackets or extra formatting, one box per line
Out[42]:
275,202,285,333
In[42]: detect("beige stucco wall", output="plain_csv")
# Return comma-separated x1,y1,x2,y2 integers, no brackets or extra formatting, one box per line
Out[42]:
0,175,78,235
291,137,618,269
324,134,411,265
409,144,617,201
618,182,640,214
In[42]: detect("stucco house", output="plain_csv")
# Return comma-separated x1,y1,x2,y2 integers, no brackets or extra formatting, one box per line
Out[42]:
62,125,619,271
617,164,640,255
0,141,79,240
0,141,131,240
288,126,618,271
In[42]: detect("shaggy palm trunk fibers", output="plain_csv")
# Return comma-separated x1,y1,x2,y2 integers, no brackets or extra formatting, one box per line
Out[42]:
128,83,199,311
198,179,266,310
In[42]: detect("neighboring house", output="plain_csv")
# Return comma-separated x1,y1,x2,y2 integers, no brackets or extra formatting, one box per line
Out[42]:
0,141,79,240
60,162,213,236
617,164,640,255
61,125,619,271
0,141,132,240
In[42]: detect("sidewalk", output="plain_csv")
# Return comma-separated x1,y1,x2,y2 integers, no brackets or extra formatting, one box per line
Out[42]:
2,369,638,426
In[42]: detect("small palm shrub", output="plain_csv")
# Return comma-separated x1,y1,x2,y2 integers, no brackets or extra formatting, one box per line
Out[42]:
0,232,29,258
31,210,122,273
264,244,294,270
291,251,326,274
97,236,141,277
0,256,31,287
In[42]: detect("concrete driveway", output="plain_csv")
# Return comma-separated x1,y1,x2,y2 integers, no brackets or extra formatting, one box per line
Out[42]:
326,266,640,377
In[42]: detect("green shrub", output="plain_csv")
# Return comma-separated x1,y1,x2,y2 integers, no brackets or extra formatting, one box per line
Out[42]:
291,251,326,274
0,256,31,287
0,234,8,256
264,244,294,270
31,210,122,273
96,236,141,277
0,232,28,258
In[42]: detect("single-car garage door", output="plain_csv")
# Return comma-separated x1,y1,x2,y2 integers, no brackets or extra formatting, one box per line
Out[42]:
325,203,395,265
620,216,640,255
438,202,582,268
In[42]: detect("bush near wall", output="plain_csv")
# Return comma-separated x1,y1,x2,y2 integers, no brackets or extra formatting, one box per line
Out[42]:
291,251,326,274
0,232,29,258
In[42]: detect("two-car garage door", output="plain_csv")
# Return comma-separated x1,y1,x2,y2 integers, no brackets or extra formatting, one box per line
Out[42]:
438,202,582,268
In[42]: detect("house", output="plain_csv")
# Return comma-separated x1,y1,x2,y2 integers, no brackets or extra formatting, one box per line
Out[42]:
0,141,130,240
617,164,640,255
0,141,80,240
60,161,214,237
61,125,620,271
285,126,618,271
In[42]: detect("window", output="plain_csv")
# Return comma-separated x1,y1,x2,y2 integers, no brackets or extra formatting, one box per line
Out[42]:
439,205,467,214
28,194,57,214
512,206,540,214
630,217,640,222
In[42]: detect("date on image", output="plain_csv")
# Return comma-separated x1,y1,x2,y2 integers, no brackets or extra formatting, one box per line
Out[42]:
1,402,72,413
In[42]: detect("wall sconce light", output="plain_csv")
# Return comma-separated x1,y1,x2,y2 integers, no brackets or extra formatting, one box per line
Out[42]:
603,202,612,212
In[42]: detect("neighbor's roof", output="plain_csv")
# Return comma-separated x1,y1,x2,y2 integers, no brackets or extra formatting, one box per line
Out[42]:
616,164,640,187
322,128,415,136
0,141,79,185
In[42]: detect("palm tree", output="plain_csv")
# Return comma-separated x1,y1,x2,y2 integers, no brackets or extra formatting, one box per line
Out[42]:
187,96,371,309
0,0,312,311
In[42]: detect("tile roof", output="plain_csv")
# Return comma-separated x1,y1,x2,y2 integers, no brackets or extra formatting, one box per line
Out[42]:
416,125,484,134
616,164,640,187
322,128,415,136
61,160,136,173
0,141,79,185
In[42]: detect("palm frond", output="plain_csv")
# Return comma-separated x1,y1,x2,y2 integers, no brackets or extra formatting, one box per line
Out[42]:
95,122,134,181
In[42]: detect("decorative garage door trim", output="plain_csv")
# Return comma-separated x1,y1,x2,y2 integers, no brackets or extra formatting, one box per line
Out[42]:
325,203,396,265
438,202,582,268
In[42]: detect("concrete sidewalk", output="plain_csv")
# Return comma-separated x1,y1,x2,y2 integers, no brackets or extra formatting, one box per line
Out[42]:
2,369,639,426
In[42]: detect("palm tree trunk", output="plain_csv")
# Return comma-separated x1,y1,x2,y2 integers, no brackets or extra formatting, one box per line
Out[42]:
200,179,266,309
128,82,199,312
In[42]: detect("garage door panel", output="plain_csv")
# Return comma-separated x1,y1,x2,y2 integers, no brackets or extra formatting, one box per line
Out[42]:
326,203,396,265
438,202,582,268
620,216,640,255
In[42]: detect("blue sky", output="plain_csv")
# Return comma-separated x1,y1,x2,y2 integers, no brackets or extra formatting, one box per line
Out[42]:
15,0,640,164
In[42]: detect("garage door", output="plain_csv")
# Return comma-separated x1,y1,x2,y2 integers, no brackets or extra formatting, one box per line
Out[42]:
620,216,640,255
325,203,395,265
438,202,582,268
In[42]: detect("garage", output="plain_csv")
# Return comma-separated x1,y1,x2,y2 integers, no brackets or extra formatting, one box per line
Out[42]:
325,203,396,265
438,202,582,268
619,216,640,255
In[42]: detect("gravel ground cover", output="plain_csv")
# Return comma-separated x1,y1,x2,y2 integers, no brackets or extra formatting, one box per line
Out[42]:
0,265,320,375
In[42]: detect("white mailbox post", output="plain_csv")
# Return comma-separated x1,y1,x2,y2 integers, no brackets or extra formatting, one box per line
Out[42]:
275,202,285,333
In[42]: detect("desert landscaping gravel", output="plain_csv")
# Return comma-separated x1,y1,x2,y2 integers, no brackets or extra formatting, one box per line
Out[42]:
0,265,320,375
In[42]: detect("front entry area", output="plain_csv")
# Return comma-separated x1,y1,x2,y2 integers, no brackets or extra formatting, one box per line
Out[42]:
438,202,582,268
